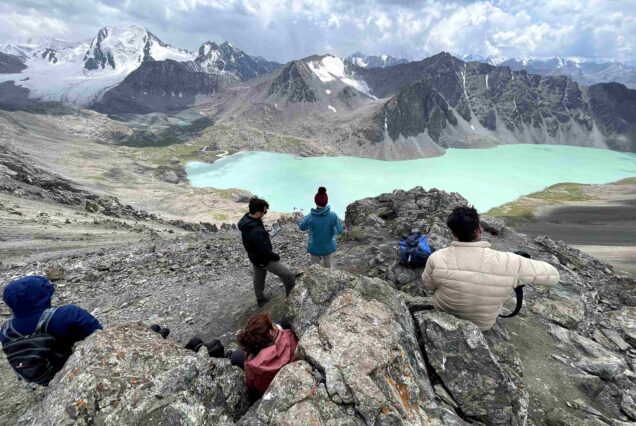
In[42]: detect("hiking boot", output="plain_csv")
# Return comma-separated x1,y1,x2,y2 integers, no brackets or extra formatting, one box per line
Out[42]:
257,295,270,307
150,324,170,339
205,339,225,358
185,337,204,352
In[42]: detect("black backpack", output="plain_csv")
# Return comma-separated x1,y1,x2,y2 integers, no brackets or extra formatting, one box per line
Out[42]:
399,230,435,268
1,308,70,385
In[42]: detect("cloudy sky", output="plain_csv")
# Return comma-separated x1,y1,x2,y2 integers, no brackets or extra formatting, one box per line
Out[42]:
0,0,634,63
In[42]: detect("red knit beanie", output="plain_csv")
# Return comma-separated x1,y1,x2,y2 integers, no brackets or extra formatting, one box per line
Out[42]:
314,186,328,206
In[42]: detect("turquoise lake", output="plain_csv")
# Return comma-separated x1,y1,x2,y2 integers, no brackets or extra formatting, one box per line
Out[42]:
186,145,636,216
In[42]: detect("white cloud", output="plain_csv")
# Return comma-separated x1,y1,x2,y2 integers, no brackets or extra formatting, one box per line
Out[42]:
0,11,70,40
0,0,634,63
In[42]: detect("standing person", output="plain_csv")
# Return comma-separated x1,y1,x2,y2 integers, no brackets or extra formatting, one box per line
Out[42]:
422,206,560,331
1,276,102,385
294,187,344,268
238,197,296,306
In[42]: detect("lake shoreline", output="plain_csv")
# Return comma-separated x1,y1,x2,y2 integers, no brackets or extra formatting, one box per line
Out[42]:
490,178,636,274
186,146,636,217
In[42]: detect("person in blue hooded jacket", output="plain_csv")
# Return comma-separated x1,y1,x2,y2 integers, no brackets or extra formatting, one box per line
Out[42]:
0,275,102,383
295,187,344,268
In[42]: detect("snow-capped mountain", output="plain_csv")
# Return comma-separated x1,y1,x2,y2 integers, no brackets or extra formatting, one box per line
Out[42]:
0,26,283,108
461,54,510,66
464,54,636,88
347,52,409,68
83,26,195,72
0,26,199,107
0,38,84,60
193,41,279,80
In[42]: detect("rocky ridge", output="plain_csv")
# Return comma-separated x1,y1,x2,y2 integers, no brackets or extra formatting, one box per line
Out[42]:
2,186,634,424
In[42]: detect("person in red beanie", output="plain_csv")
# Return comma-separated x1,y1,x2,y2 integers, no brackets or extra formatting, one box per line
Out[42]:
294,186,343,268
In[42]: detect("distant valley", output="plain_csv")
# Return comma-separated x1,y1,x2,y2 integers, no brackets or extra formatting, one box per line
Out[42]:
0,25,634,161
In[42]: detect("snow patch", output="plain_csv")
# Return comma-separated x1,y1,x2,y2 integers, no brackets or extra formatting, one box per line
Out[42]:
328,105,337,113
470,124,475,131
308,55,375,98
325,89,331,94
485,74,489,90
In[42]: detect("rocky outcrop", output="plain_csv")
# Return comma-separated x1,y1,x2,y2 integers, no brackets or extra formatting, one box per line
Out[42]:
267,60,317,103
587,82,636,152
339,187,636,423
359,52,634,154
95,60,224,114
194,41,279,81
19,324,249,425
0,52,26,74
415,311,528,425
2,185,635,424
242,266,461,425
383,78,458,145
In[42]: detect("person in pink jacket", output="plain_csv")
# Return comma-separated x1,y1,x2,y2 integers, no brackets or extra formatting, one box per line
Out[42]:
422,206,560,331
230,313,298,397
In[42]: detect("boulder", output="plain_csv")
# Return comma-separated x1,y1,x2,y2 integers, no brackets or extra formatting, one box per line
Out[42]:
238,361,360,425
19,323,249,425
600,308,636,348
549,324,628,380
259,266,463,424
414,311,528,425
531,289,585,329
345,186,467,235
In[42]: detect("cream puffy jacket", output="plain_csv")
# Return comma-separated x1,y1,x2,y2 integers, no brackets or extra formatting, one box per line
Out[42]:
422,241,560,330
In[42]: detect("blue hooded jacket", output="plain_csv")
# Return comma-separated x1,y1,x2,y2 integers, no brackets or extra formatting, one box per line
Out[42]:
297,205,344,256
0,276,102,348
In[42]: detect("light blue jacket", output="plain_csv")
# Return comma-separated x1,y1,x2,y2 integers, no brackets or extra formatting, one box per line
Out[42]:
297,205,344,256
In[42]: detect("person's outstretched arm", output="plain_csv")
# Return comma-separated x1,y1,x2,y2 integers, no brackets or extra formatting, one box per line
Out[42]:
298,215,310,231
513,254,560,287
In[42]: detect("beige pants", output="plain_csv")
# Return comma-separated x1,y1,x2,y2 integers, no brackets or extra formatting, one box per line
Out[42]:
310,254,333,269
252,261,296,299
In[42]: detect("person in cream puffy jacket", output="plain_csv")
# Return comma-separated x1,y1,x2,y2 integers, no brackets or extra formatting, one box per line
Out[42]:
422,206,560,331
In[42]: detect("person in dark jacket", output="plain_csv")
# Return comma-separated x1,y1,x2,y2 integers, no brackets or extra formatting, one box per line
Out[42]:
0,275,102,382
295,187,343,268
238,197,295,306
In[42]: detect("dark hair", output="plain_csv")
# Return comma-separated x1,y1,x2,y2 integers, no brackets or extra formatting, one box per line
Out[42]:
248,197,269,214
237,313,275,355
446,206,480,242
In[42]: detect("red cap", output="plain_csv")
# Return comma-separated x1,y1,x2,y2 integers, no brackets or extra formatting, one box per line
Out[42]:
314,187,328,206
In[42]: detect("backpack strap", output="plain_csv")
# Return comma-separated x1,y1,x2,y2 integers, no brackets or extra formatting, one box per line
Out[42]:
2,320,25,339
35,307,59,334
499,286,524,318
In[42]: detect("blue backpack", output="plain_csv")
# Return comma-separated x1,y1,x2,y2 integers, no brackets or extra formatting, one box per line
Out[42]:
399,231,435,268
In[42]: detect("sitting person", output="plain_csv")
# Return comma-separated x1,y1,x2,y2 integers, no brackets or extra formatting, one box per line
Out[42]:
422,206,560,331
1,276,102,385
230,313,297,396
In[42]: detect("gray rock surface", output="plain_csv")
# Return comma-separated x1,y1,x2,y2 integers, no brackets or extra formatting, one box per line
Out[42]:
1,185,634,425
415,311,528,425
280,266,459,424
19,323,249,425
